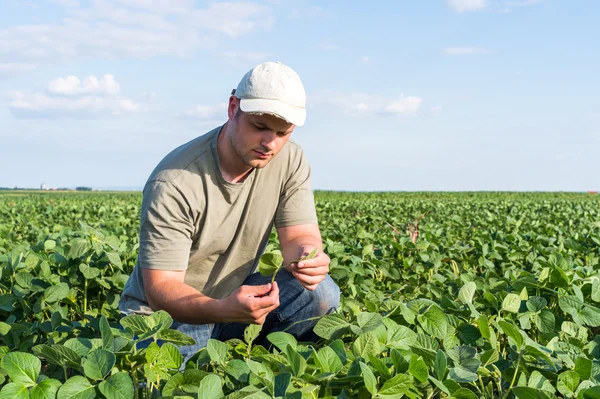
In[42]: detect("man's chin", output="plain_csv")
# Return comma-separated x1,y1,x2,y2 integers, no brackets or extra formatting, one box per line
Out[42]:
246,157,272,169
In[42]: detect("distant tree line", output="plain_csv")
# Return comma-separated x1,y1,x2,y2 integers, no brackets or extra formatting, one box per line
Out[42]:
0,187,93,191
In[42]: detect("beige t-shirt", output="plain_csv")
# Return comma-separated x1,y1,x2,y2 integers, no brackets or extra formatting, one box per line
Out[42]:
119,125,318,315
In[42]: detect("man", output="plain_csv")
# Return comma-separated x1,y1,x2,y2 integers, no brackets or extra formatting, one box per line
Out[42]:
119,61,340,362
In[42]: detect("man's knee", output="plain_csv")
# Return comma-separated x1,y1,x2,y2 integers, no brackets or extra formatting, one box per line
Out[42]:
312,275,340,316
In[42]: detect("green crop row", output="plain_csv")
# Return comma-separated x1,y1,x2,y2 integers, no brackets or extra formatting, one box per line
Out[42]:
1,192,600,398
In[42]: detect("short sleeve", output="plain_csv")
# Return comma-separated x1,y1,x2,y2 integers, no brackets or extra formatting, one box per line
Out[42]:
138,180,195,270
274,149,318,228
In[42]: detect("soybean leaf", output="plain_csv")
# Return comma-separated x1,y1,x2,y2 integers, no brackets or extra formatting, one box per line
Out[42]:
0,382,29,399
458,282,477,305
98,372,133,399
83,349,115,381
359,362,377,395
244,324,262,346
30,379,62,399
258,252,283,278
502,293,522,314
197,374,223,399
1,352,40,387
57,376,95,399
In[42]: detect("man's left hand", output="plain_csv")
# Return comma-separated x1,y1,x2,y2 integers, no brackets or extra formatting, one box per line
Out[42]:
286,246,330,291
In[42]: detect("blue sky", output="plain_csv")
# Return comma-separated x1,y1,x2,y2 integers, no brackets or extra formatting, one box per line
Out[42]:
1,0,598,191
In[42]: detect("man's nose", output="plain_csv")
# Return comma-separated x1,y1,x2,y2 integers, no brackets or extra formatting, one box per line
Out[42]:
261,131,278,150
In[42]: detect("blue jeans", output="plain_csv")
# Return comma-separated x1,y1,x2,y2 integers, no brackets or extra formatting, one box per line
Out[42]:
148,270,340,365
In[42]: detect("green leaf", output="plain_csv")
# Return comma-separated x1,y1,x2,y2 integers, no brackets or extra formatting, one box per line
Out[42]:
447,346,480,383
458,282,477,305
78,264,100,280
159,343,183,369
83,349,115,381
357,312,383,332
0,321,11,335
378,374,416,396
69,239,91,259
99,316,114,351
64,339,93,357
44,283,69,303
502,293,522,313
315,346,343,374
224,360,250,383
359,362,377,395
156,328,196,346
106,252,123,268
57,376,96,399
285,345,307,377
207,339,227,365
384,319,417,350
244,324,262,346
313,315,350,340
580,387,600,399
303,248,318,260
274,372,291,398
44,240,56,251
527,296,547,312
451,388,479,399
574,356,592,380
258,252,283,277
434,349,447,380
498,320,524,349
2,352,40,387
557,371,580,396
416,305,448,339
162,373,184,396
408,354,428,384
535,311,555,334
477,315,491,340
0,382,30,399
527,371,555,394
351,332,380,358
267,331,297,352
98,373,133,399
197,374,224,399
30,379,62,399
511,387,554,399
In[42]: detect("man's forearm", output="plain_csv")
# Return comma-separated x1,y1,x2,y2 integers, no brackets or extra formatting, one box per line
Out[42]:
146,280,225,325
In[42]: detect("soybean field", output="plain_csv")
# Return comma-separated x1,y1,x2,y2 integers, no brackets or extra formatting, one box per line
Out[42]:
1,191,600,399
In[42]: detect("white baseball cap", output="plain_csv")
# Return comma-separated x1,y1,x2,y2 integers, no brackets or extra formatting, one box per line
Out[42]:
233,61,306,126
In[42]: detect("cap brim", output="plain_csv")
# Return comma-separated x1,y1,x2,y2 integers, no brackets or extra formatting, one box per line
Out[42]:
240,98,306,127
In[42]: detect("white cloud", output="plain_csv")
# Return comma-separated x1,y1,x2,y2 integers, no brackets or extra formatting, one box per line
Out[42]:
384,96,422,114
313,91,422,116
443,47,491,55
447,0,487,12
1,1,275,69
47,74,120,96
360,56,370,63
7,74,141,118
183,103,228,119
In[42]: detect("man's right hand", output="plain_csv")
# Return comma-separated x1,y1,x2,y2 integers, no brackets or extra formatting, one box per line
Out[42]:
219,282,280,325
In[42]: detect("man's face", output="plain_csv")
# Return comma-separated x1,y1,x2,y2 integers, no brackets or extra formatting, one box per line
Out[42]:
227,97,295,169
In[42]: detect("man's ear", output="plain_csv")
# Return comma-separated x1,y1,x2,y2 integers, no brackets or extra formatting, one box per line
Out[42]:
228,96,240,119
